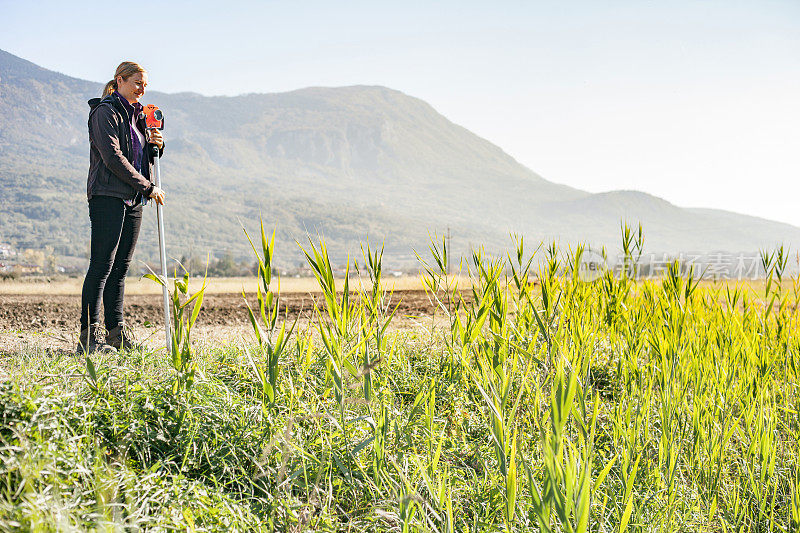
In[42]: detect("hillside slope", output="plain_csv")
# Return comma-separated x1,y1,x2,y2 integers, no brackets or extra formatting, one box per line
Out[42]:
1,49,798,266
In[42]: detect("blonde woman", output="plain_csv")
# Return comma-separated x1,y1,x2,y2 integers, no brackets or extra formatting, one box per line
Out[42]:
77,61,166,354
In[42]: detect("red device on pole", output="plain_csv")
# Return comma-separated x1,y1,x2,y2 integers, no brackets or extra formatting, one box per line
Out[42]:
143,104,164,130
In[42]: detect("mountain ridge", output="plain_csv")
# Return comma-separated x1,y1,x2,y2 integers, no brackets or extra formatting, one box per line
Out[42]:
1,48,798,267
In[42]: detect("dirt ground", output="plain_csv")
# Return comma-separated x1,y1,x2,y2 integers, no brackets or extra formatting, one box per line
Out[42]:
0,290,449,330
0,290,453,354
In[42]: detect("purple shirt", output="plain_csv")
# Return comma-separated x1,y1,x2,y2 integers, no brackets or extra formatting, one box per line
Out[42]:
113,91,149,206
113,91,145,173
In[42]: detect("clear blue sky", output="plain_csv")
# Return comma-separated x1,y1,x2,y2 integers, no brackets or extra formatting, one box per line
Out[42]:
3,0,799,227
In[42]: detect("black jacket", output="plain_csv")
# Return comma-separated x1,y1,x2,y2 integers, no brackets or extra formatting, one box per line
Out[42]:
86,93,165,201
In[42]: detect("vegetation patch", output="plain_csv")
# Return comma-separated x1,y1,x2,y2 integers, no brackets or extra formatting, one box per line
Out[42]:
2,225,799,531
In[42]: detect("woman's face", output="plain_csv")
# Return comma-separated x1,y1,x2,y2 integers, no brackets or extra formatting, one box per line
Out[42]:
116,72,148,104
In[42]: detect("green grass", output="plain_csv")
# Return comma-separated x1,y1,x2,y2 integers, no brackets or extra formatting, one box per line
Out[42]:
1,225,799,531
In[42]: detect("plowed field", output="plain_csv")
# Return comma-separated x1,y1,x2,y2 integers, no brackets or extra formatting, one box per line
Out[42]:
0,290,448,332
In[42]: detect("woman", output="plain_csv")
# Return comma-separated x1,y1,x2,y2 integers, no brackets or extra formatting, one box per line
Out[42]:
77,61,166,354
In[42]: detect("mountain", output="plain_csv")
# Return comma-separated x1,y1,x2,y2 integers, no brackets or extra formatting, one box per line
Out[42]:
1,48,799,269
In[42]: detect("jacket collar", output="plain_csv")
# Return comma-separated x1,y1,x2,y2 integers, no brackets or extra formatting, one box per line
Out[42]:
87,93,146,129
112,91,143,121
87,93,130,116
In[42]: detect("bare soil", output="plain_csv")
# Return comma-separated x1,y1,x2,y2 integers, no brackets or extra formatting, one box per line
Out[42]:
0,289,470,361
0,290,447,332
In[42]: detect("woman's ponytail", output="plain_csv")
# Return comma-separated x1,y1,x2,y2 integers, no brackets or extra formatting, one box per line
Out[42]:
102,79,117,97
101,61,146,97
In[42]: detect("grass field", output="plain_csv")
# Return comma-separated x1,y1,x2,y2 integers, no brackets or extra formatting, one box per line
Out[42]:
2,229,799,531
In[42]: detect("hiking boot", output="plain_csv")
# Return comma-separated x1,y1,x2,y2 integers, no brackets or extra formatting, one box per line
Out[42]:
75,324,117,356
106,324,143,351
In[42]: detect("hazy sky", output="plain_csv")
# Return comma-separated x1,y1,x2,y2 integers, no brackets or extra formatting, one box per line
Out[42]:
3,0,799,226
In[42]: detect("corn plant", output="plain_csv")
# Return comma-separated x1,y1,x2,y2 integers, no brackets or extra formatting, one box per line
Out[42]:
144,269,206,397
299,238,366,461
242,220,297,411
357,242,398,486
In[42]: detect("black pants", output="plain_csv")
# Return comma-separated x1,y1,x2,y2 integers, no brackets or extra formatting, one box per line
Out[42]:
80,196,143,331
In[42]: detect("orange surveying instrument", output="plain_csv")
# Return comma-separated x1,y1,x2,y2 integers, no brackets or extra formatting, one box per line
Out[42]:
143,104,164,130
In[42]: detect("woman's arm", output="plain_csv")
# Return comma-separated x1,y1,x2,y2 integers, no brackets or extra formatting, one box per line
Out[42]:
90,104,153,194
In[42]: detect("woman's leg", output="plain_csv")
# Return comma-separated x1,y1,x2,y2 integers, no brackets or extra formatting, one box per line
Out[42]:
103,203,143,331
80,196,126,332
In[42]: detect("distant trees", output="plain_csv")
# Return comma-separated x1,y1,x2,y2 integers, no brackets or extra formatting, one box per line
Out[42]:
179,251,258,277
18,246,58,274
44,246,58,275
21,248,45,269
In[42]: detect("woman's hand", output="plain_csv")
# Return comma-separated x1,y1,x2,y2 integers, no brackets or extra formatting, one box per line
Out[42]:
147,129,164,150
149,185,165,205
